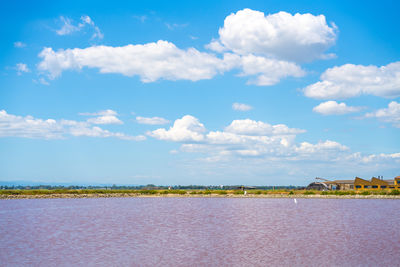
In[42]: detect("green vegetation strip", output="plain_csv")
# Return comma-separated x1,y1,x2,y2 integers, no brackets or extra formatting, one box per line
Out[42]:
0,189,399,196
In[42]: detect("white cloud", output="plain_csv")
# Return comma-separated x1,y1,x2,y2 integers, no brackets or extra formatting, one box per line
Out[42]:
224,119,305,136
238,54,306,85
365,101,400,128
232,103,253,111
15,63,30,75
147,115,399,171
0,110,63,139
87,116,122,125
304,62,400,99
165,22,188,30
136,116,170,125
0,110,143,140
14,42,26,48
56,15,103,39
313,101,362,115
37,43,305,86
80,109,122,125
37,41,232,81
295,140,348,154
39,78,49,85
56,16,80,35
148,115,351,161
149,115,206,142
40,9,337,86
207,9,337,62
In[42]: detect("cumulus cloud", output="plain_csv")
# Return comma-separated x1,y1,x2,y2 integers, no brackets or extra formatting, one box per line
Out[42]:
39,9,340,86
15,63,30,75
232,103,253,111
37,43,305,86
365,101,400,128
304,62,400,99
207,9,337,62
147,115,352,161
0,110,144,140
37,41,233,81
224,119,306,136
56,15,103,39
313,101,362,115
136,116,170,125
295,140,348,154
149,115,206,142
238,54,305,85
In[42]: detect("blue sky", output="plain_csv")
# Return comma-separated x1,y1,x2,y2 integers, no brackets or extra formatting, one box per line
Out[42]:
1,0,399,185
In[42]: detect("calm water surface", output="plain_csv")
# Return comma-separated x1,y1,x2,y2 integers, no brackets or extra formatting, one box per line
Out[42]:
0,198,399,267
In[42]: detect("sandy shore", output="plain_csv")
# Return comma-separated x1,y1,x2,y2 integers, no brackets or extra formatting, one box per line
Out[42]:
1,193,400,199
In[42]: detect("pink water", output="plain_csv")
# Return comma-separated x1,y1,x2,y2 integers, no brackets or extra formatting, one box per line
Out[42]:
0,198,399,266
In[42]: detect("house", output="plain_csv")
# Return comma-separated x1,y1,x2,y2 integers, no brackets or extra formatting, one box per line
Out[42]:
308,176,400,190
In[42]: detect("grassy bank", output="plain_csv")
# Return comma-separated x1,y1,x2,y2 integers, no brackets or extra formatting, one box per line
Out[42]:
1,188,400,198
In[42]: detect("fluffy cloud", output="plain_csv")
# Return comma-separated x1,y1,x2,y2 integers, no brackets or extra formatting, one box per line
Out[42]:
38,41,233,81
232,103,253,111
148,115,351,160
295,140,348,154
365,101,400,128
313,101,362,115
304,62,400,99
149,115,206,142
0,110,144,140
0,110,63,139
238,54,305,85
225,119,305,136
39,9,340,86
56,15,103,39
15,63,30,75
80,110,123,125
136,116,170,125
207,9,337,62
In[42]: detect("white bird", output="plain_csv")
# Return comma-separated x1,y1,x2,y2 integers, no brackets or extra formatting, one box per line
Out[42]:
294,198,297,204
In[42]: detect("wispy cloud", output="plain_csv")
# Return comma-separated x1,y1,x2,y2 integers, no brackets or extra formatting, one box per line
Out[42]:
56,15,103,39
165,22,188,30
133,15,147,23
14,41,26,48
15,63,30,75
0,110,144,140
232,103,253,111
136,116,170,125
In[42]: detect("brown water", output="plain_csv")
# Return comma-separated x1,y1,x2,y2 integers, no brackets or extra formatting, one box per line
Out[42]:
0,198,399,267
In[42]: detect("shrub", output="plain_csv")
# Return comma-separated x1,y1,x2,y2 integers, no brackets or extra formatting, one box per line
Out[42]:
303,191,315,195
254,190,262,195
389,189,400,195
289,191,294,195
233,190,244,195
203,190,212,195
140,190,157,195
361,191,371,195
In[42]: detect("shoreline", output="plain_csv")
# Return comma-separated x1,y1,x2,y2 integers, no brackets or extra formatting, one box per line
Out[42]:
1,193,400,200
